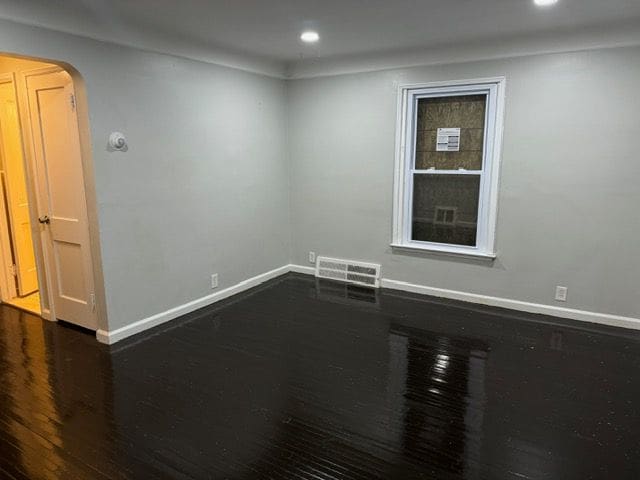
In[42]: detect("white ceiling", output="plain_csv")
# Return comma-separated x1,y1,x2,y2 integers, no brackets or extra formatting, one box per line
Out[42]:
1,0,640,77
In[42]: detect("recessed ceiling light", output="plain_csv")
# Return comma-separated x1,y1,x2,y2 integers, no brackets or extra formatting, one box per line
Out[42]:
534,0,558,6
300,31,320,43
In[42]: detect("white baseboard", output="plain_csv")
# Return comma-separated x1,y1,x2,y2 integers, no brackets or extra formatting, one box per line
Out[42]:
289,264,639,331
289,264,315,275
96,264,291,345
96,263,640,345
380,278,640,331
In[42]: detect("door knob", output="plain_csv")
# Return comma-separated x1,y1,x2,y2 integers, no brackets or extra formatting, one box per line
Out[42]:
38,215,50,224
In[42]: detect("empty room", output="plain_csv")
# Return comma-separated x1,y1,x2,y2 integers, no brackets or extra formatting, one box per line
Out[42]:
0,0,638,478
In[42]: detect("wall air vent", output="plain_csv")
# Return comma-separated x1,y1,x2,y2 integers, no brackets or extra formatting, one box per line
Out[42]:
315,256,381,288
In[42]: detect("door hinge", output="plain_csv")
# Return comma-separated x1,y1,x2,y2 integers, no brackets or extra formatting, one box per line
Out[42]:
10,264,16,276
90,293,96,311
70,93,76,111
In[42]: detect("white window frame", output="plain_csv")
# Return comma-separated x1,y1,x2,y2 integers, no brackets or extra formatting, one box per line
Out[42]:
391,77,506,258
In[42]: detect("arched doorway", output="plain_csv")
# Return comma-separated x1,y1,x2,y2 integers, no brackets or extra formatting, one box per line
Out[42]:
0,53,106,334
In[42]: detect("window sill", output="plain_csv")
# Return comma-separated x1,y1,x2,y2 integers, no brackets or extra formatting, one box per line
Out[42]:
390,243,497,260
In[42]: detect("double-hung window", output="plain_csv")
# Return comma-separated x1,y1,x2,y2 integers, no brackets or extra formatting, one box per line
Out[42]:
392,78,506,258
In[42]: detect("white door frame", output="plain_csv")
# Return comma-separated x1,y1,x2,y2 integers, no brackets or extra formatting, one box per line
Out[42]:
0,73,20,302
0,178,18,301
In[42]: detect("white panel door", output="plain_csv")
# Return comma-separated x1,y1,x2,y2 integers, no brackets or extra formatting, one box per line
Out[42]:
26,68,96,330
0,76,38,295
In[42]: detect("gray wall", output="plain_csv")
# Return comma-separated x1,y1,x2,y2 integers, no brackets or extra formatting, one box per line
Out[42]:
0,19,290,330
2,16,637,330
288,46,640,318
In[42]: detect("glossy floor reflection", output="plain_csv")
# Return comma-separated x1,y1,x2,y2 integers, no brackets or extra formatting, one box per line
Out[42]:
1,274,639,479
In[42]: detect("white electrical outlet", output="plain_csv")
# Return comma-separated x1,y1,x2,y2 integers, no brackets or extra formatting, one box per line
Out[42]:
555,286,568,302
309,251,316,263
211,274,219,289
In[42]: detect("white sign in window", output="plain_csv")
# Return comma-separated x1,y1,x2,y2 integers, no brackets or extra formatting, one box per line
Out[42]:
436,128,461,152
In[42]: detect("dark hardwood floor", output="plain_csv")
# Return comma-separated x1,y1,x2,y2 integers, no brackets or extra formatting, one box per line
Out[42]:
1,273,639,479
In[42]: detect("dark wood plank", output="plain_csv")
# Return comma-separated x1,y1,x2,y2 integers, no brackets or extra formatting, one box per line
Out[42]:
1,273,639,479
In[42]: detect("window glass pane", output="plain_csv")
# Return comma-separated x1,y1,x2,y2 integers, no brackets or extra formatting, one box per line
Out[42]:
412,174,480,246
415,94,486,171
